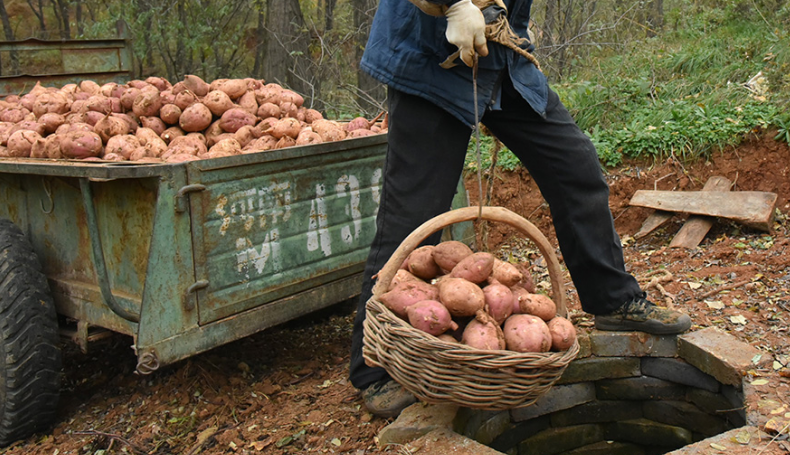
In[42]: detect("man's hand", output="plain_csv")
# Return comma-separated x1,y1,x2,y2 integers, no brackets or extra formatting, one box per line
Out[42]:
445,0,488,67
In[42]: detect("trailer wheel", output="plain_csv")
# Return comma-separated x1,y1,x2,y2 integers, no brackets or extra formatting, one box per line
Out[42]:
0,219,61,446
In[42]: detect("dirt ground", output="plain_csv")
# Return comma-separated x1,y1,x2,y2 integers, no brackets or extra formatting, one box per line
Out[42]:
6,131,790,455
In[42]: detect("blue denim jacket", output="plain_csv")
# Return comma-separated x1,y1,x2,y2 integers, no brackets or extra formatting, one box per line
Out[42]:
360,0,548,126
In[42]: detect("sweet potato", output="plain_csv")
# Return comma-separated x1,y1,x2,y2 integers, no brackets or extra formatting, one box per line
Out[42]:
406,300,458,336
179,103,213,132
462,310,505,350
483,283,514,325
208,138,241,157
120,87,141,111
237,90,258,115
6,130,41,157
161,126,185,144
503,314,552,353
145,76,171,92
203,90,235,116
491,259,523,287
94,114,130,143
379,280,439,318
274,136,296,149
215,79,248,99
105,134,141,160
407,245,441,280
219,108,256,134
242,135,277,153
174,90,200,110
295,129,322,146
547,317,576,351
345,116,370,132
132,90,162,118
166,135,207,156
233,125,256,148
279,101,298,119
32,91,70,116
303,108,323,124
518,293,556,322
159,104,182,125
279,89,304,107
516,263,537,293
271,117,302,139
182,74,210,97
438,277,485,317
348,129,376,138
257,102,281,120
165,153,201,163
433,241,474,272
140,116,166,136
254,83,282,105
60,130,103,159
451,252,494,284
38,113,66,134
388,269,422,291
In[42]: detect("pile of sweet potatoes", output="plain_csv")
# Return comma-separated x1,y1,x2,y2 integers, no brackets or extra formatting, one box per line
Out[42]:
380,241,577,353
0,76,387,163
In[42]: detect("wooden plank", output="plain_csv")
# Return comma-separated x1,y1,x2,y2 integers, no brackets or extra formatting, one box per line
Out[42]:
629,190,777,231
669,176,732,248
634,210,674,239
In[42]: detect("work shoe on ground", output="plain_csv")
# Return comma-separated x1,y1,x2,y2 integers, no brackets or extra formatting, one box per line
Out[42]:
595,296,692,334
361,378,417,418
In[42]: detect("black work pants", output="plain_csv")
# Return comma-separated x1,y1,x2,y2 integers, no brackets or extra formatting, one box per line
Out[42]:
349,79,643,390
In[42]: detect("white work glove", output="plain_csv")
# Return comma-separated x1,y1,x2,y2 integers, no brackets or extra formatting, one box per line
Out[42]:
445,0,488,67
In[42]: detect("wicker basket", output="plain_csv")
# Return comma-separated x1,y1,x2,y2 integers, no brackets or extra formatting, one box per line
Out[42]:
363,206,579,410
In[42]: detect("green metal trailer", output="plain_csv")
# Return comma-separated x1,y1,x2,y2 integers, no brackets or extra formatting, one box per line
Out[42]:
0,134,474,445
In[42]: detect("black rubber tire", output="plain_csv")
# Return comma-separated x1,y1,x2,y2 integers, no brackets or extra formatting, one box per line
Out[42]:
0,219,61,446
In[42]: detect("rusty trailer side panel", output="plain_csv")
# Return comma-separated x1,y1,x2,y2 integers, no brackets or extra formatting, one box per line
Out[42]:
0,135,393,371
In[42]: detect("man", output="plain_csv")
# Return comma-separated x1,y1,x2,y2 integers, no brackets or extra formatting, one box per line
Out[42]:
349,0,691,418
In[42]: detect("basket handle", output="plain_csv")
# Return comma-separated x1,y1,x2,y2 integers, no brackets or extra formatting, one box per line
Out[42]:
371,206,567,317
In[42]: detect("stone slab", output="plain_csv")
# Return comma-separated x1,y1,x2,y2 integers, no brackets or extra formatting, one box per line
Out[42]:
551,400,643,426
604,418,693,448
405,427,506,455
557,357,641,384
642,400,732,436
378,402,459,446
489,415,551,453
519,424,605,455
595,376,687,401
589,330,678,357
663,426,767,454
686,388,746,427
678,327,765,386
642,357,720,392
474,411,513,446
511,383,596,422
558,440,647,455
576,332,592,359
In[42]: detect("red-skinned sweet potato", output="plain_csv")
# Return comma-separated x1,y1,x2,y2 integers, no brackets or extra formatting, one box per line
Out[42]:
451,252,495,284
379,280,439,318
483,283,515,325
547,317,576,351
491,259,523,287
462,310,506,350
406,300,458,336
503,314,552,353
433,240,473,272
518,293,557,322
407,245,441,280
438,277,485,317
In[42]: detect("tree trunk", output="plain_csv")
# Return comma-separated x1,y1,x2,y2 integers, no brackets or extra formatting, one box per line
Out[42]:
352,0,384,115
0,0,19,74
325,0,337,31
52,0,71,39
252,1,266,78
263,0,311,98
25,0,47,36
646,0,664,37
75,0,83,37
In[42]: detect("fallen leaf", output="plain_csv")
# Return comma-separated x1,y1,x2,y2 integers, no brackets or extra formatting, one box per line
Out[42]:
706,300,725,310
710,443,727,450
318,380,334,389
331,438,342,447
733,429,751,444
688,282,703,290
751,378,769,386
730,315,747,325
765,418,790,434
196,426,218,446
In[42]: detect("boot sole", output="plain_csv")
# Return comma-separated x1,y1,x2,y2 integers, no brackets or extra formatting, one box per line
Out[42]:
594,314,692,335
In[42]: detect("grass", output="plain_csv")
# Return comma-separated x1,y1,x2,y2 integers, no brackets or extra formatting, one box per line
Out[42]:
466,1,790,171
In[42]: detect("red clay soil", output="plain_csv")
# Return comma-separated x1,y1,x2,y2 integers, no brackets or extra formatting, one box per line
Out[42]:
5,132,790,455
